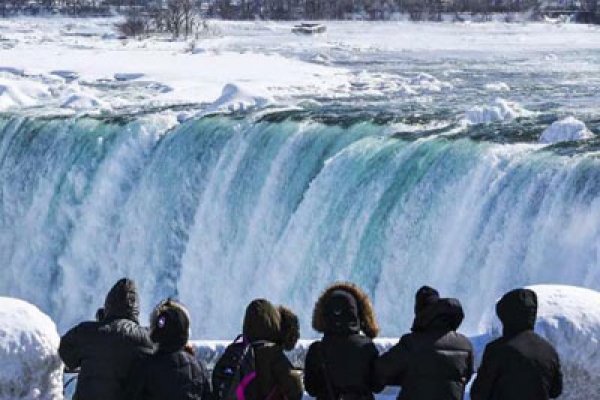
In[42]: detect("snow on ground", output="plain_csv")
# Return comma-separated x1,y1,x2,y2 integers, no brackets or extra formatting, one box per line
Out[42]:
0,77,51,109
539,117,595,144
1,17,600,119
480,285,600,400
0,17,352,115
0,297,62,400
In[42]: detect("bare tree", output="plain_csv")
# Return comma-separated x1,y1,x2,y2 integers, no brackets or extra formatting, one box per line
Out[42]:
116,9,149,37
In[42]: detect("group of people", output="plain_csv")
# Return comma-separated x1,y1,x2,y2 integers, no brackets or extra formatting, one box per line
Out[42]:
59,278,563,400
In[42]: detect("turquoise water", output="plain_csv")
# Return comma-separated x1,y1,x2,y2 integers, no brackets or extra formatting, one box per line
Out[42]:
1,112,599,337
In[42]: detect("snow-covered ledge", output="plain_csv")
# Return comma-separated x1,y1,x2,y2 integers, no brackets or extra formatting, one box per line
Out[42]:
0,297,63,400
481,285,600,400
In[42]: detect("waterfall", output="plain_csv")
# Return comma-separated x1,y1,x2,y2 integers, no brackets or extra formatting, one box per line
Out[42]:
1,113,599,338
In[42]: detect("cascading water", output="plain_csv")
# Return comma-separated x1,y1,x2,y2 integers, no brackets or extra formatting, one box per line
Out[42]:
1,113,599,339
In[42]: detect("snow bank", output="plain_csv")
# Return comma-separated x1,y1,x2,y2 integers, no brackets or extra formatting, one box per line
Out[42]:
61,93,109,112
0,297,62,400
0,66,25,76
464,98,533,124
483,285,600,400
539,117,594,144
50,70,80,82
208,83,274,113
0,78,51,110
114,72,145,82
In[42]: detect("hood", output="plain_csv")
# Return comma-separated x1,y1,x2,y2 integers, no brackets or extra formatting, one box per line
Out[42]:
312,282,379,338
278,305,300,351
411,298,465,333
150,299,190,352
496,288,537,338
414,286,440,314
95,307,105,322
104,278,140,323
243,299,281,343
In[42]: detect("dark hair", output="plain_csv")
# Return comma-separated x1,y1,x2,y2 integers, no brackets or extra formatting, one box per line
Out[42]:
278,306,300,351
150,299,191,350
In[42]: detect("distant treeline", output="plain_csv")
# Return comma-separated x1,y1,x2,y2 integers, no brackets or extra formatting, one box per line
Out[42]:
1,0,598,22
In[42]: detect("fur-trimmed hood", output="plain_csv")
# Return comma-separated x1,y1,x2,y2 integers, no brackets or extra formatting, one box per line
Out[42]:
278,305,300,351
312,282,379,338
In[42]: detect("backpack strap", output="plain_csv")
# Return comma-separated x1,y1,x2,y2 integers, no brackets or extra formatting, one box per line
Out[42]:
251,340,276,349
316,341,338,400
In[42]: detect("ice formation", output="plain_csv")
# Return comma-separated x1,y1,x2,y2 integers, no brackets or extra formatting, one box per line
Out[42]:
208,83,275,113
539,117,594,144
464,98,533,124
61,93,109,111
0,297,62,400
0,78,51,110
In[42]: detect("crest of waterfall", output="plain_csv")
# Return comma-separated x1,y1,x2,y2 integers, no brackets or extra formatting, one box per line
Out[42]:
1,114,599,338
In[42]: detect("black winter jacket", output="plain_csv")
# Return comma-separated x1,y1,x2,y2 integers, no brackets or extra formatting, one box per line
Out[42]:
375,298,474,400
305,334,382,400
59,279,154,400
305,287,383,400
128,348,212,400
470,289,562,400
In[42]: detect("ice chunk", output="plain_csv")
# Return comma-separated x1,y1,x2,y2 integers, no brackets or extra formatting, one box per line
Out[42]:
482,285,600,400
410,73,453,92
114,73,145,82
0,66,25,76
464,98,533,124
0,78,51,110
50,70,80,82
209,83,274,113
61,93,109,111
539,117,594,144
0,297,62,400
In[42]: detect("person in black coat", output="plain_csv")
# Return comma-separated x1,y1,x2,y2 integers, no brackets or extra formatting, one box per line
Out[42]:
375,286,474,400
304,282,383,400
127,299,212,400
471,288,563,400
59,278,154,400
